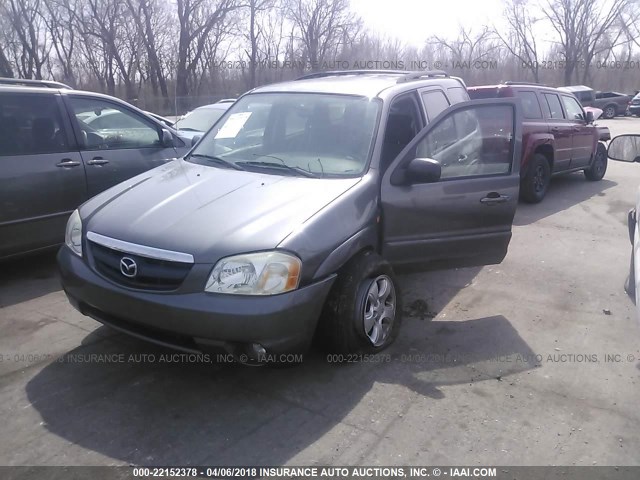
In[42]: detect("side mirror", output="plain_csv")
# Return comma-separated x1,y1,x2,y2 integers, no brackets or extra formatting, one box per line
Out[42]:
405,157,441,184
161,129,175,147
608,134,640,163
585,110,594,124
191,135,202,147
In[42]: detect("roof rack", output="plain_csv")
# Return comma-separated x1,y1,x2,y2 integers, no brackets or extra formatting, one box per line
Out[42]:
296,70,409,81
0,77,72,89
503,81,547,86
396,70,449,83
296,69,450,84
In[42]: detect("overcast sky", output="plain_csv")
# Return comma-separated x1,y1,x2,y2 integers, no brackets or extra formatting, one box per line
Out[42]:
350,0,507,47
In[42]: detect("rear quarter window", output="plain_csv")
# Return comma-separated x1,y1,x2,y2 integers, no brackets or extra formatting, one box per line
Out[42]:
542,93,565,119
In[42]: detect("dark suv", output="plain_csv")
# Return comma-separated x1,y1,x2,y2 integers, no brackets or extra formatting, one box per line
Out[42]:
469,82,608,203
0,78,191,259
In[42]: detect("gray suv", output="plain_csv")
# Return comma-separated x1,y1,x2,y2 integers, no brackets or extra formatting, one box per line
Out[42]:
58,70,523,361
0,79,190,259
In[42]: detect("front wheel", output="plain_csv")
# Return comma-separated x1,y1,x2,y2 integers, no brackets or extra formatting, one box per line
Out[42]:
584,142,607,181
319,251,402,354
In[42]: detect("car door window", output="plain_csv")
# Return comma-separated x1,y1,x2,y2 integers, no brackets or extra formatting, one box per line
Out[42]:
0,94,69,156
516,91,543,119
68,97,161,150
414,105,514,179
421,90,450,121
380,94,422,172
561,95,585,121
542,93,565,119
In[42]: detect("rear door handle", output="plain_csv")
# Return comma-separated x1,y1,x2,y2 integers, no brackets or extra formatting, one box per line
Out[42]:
56,159,81,168
480,194,510,206
87,157,109,165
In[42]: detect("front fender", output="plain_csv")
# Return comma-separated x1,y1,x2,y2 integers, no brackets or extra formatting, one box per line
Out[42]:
312,225,380,279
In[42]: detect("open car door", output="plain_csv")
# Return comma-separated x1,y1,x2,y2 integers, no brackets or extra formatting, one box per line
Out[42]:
381,98,522,271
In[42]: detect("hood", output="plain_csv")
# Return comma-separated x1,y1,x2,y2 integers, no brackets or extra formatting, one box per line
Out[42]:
84,159,361,263
584,106,603,121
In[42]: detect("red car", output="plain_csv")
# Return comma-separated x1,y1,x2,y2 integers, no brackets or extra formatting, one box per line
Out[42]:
469,82,609,203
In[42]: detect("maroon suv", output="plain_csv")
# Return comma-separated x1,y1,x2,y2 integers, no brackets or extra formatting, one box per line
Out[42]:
468,82,608,203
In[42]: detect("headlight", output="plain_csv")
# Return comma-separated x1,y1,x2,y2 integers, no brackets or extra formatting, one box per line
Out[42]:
205,251,301,295
64,209,82,257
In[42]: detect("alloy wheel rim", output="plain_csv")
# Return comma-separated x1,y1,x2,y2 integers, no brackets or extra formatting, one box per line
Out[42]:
533,165,546,192
363,275,396,347
605,107,615,118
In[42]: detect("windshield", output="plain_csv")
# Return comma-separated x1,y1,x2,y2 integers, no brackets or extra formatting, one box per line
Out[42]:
177,107,226,132
188,92,381,177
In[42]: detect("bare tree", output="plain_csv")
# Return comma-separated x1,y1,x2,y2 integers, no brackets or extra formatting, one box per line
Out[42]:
0,47,13,77
1,0,50,79
238,0,276,89
493,0,541,82
42,0,78,85
544,0,634,85
578,0,638,84
125,0,172,100
175,0,238,109
285,0,359,72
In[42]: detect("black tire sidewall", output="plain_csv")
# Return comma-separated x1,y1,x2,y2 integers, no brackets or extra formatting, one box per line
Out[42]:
521,154,551,203
320,251,402,354
585,143,607,181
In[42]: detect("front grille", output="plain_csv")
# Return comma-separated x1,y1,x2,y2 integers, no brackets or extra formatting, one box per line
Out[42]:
90,241,192,291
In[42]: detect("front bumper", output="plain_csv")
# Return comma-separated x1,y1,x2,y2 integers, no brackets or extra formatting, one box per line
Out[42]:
57,247,336,356
629,105,640,115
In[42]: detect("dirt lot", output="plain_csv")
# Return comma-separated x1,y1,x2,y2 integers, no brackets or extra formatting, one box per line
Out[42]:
1,117,639,467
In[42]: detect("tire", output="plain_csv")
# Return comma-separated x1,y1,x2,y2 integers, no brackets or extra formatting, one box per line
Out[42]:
520,154,551,203
603,104,617,119
584,142,607,181
319,250,402,354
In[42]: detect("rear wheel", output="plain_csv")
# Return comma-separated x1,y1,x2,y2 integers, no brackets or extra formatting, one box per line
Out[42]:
603,104,617,119
584,142,607,181
520,154,551,203
319,251,401,354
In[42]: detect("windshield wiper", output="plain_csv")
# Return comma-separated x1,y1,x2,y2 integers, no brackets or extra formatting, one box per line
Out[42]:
189,153,244,170
237,160,318,178
177,127,201,132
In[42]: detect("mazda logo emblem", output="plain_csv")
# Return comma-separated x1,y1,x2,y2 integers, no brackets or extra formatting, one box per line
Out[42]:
119,257,138,278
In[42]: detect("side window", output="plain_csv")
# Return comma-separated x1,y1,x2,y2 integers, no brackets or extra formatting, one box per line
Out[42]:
381,94,422,172
561,95,585,121
421,90,450,122
0,94,69,156
414,105,514,179
542,93,565,119
446,87,470,104
68,97,161,150
516,91,543,119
